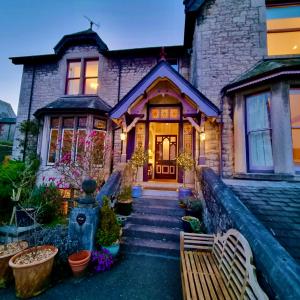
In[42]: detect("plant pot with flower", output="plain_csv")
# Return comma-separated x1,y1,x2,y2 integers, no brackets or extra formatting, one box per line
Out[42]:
176,152,195,200
117,186,133,216
181,216,202,233
96,197,121,257
129,147,148,198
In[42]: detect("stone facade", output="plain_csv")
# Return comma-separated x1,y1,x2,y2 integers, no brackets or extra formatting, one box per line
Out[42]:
190,0,267,177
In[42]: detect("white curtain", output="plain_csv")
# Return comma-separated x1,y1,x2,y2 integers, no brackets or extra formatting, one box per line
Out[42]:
246,93,273,171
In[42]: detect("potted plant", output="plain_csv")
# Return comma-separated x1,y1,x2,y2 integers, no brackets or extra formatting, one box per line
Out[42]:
176,151,195,200
9,206,58,298
0,241,28,288
129,147,148,198
185,199,203,218
96,197,121,257
68,250,91,277
116,186,133,216
181,216,202,233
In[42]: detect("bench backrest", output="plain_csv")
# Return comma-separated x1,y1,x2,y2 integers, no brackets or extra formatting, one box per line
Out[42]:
212,229,268,300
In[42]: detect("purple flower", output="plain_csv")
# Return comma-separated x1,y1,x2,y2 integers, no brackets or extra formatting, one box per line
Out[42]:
90,250,114,273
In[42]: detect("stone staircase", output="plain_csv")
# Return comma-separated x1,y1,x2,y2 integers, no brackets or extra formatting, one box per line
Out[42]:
121,190,183,258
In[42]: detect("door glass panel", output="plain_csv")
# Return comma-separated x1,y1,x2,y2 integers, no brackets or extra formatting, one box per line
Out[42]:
170,143,176,160
163,138,169,160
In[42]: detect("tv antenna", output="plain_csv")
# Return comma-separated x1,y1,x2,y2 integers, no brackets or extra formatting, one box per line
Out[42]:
84,16,100,30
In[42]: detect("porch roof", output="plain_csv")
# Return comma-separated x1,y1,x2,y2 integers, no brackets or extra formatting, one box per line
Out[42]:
34,95,111,117
110,60,219,119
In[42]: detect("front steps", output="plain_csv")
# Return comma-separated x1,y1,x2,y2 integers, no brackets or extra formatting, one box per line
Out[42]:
121,192,184,258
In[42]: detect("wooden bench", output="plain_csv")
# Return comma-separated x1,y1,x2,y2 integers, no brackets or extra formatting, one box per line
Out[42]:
180,229,268,300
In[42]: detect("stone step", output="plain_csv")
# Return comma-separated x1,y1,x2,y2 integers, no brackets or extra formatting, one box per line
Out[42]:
128,213,182,228
133,203,184,217
142,189,179,198
123,223,180,242
121,236,180,257
135,197,179,208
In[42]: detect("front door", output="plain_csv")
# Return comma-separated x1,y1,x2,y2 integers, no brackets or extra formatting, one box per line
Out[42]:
155,135,177,179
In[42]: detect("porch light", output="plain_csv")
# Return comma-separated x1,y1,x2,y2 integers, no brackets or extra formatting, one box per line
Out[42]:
200,131,206,142
120,132,126,141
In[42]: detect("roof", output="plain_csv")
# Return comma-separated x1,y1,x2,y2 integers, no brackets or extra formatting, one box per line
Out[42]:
0,100,16,118
54,28,108,56
223,57,300,94
34,96,111,118
110,60,219,118
227,180,300,264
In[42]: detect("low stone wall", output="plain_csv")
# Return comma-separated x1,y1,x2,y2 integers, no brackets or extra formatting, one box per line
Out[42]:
200,167,300,300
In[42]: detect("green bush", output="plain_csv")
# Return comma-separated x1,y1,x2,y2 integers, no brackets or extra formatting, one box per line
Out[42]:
29,183,62,224
96,197,120,246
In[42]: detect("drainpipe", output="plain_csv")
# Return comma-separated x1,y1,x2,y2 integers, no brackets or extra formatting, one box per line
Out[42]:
219,95,224,178
117,59,122,102
23,65,36,162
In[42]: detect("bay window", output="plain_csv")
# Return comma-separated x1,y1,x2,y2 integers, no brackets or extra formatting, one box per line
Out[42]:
46,115,107,165
65,59,99,95
246,92,274,172
289,89,300,171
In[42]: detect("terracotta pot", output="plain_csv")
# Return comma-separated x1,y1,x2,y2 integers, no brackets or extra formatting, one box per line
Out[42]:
9,245,58,299
68,250,91,277
0,241,28,288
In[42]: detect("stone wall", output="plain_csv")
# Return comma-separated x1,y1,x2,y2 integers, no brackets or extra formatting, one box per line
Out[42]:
199,167,300,300
190,0,267,176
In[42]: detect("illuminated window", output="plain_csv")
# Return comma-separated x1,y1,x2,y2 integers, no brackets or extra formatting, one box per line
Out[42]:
246,92,273,172
84,60,99,94
267,5,300,55
289,89,300,171
47,117,59,164
66,61,81,95
61,118,74,159
65,59,99,95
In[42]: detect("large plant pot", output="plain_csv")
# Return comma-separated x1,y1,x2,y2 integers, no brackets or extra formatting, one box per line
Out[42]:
16,208,36,227
9,245,58,298
131,185,142,198
117,200,133,216
178,187,192,200
68,250,91,277
102,243,120,257
0,241,28,288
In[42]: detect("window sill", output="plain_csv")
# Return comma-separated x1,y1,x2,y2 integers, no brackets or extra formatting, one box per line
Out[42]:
63,94,98,98
233,172,297,181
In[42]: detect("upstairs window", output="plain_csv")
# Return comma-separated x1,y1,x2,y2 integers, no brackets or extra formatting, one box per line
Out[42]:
66,61,81,95
289,89,300,171
246,92,273,172
267,5,300,55
66,59,99,95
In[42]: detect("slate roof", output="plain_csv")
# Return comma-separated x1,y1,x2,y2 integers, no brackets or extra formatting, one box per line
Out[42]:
225,179,300,264
34,96,111,117
222,57,300,93
0,100,16,120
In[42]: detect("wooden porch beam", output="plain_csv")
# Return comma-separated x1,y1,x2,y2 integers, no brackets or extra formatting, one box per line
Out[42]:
186,117,202,133
125,116,141,133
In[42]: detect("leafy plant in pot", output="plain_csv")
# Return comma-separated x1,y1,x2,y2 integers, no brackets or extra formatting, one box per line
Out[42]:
129,147,148,198
176,152,195,200
182,216,202,233
96,196,121,257
9,204,58,299
116,186,132,216
185,199,203,218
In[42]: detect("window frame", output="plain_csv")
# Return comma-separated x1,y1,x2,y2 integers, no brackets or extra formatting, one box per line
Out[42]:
244,91,274,173
65,60,82,95
83,58,99,95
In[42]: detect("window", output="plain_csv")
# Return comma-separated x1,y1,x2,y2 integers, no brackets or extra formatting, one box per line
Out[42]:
66,59,99,95
267,5,300,55
47,117,59,164
84,60,99,94
66,61,81,95
46,115,106,165
246,92,273,172
289,89,300,170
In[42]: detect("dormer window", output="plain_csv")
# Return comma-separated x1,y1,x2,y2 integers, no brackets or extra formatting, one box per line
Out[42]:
66,58,99,95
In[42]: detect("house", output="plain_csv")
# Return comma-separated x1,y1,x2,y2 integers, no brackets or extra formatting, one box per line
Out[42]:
0,99,16,142
10,0,300,186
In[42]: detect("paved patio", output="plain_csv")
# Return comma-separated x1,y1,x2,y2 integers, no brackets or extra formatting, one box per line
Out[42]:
0,253,182,300
224,179,300,264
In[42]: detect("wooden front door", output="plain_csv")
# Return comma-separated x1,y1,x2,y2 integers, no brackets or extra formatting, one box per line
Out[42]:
155,135,177,179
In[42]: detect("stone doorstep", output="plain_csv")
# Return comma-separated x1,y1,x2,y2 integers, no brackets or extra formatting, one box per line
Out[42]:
142,189,179,198
133,205,184,217
128,213,182,228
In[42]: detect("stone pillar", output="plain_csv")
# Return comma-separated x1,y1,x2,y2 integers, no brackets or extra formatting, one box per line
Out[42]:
270,82,294,174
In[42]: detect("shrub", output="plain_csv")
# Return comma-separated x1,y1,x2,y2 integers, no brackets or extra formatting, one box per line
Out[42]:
90,249,114,273
29,183,62,224
118,186,132,201
96,197,120,246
